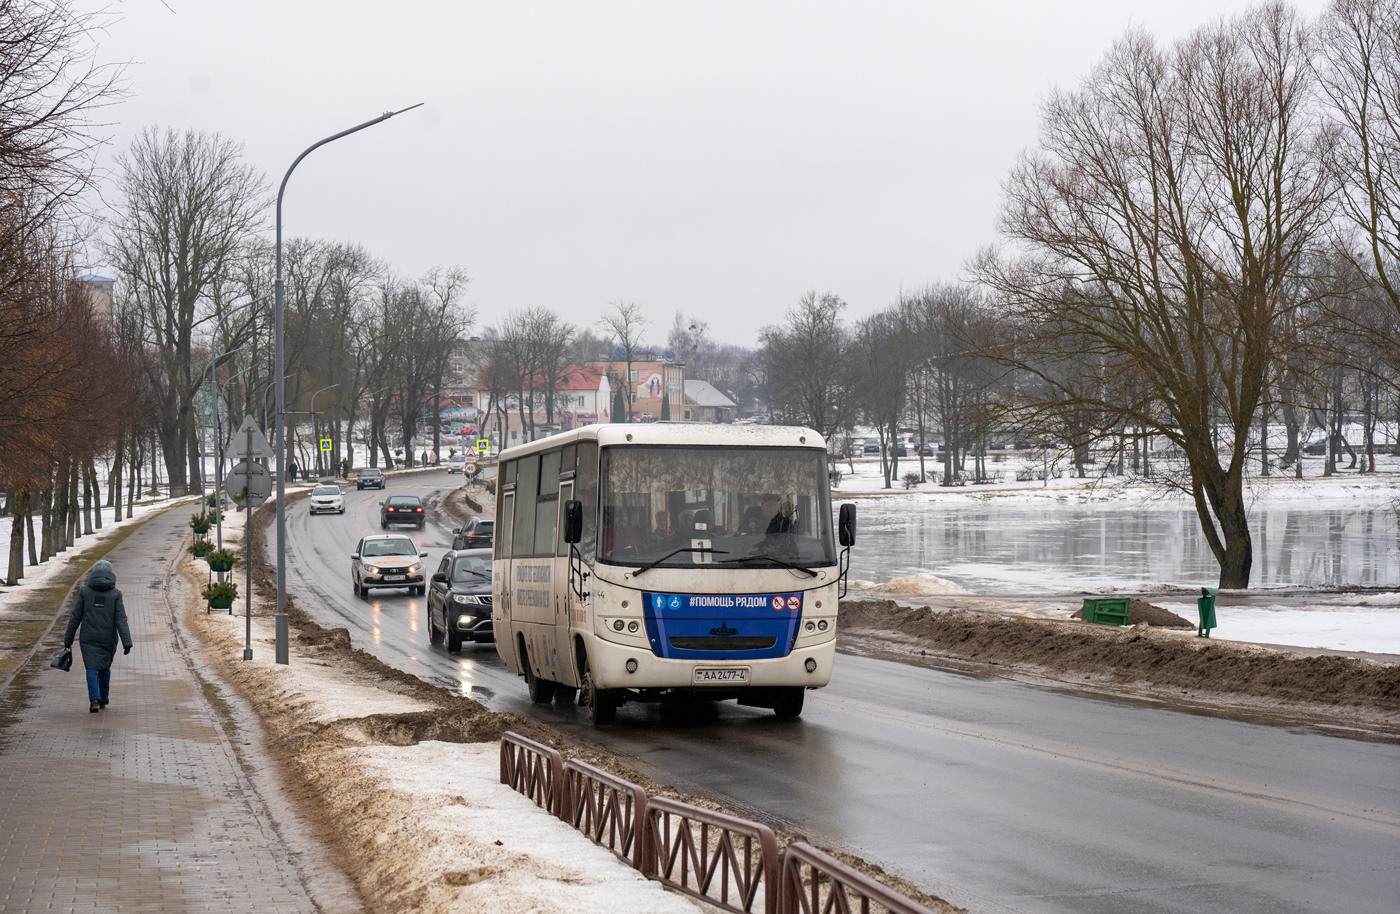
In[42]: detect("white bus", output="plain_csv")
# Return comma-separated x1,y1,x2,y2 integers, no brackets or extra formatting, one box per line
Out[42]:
491,424,856,724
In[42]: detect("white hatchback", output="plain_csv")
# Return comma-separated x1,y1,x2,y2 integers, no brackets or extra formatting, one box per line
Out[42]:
309,484,345,515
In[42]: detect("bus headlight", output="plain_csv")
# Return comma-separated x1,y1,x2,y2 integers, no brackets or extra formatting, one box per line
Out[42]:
805,658,817,673
805,621,815,632
627,621,638,633
817,620,828,631
626,659,638,673
613,619,625,631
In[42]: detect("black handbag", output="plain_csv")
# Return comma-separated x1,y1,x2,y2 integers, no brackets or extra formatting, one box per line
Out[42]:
50,648,73,672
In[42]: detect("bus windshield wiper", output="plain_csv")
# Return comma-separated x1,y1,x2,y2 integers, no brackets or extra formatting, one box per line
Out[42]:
716,553,818,577
632,547,730,577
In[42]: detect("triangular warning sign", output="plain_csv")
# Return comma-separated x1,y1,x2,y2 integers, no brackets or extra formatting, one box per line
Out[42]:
230,415,274,460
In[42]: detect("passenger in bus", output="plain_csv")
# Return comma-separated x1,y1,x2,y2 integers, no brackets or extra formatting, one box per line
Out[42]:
739,505,766,535
652,510,671,542
692,509,720,535
761,493,793,535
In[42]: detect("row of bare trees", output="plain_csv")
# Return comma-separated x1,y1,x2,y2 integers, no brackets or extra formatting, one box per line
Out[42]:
1,0,142,585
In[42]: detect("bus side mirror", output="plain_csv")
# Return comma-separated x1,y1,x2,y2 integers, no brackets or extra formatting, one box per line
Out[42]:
563,499,583,544
838,503,856,547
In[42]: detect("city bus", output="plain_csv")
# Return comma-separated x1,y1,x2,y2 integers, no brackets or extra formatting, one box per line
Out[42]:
491,423,856,724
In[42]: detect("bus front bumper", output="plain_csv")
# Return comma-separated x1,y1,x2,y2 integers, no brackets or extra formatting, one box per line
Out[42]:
584,634,835,691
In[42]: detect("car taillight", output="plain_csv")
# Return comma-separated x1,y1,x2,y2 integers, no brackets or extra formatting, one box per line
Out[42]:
415,507,423,512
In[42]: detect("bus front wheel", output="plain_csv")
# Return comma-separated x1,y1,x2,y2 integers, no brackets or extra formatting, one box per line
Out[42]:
772,687,804,719
579,653,617,725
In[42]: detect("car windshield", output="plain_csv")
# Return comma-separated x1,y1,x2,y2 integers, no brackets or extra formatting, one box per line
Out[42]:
451,555,492,581
387,496,419,506
361,469,382,477
361,538,417,557
312,486,339,496
598,446,835,569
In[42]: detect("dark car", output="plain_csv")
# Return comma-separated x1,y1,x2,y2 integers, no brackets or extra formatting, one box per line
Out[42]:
427,548,495,651
357,468,386,490
380,494,425,529
862,443,880,455
351,534,428,596
451,516,494,550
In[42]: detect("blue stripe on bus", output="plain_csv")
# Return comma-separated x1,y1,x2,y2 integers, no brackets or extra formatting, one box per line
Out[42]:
642,591,803,660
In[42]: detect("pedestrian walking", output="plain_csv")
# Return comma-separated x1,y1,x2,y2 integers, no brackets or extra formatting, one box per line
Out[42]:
288,460,298,482
63,560,132,712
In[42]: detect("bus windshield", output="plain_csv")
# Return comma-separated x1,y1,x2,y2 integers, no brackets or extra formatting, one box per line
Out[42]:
599,446,835,569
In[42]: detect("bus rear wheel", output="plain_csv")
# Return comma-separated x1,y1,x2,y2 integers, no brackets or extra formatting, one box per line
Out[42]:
772,687,804,719
521,639,554,704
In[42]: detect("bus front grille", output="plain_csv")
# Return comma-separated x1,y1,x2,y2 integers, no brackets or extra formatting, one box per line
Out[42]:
669,636,776,651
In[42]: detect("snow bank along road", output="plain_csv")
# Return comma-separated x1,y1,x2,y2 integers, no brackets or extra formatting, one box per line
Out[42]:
280,470,1400,914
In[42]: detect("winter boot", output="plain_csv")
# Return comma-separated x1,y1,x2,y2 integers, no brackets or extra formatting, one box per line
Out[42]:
89,701,100,713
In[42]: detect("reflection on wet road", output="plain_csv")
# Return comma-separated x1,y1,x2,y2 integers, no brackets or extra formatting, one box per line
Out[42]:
280,471,1400,914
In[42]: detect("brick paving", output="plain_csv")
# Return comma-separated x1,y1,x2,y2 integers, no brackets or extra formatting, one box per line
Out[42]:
0,508,316,913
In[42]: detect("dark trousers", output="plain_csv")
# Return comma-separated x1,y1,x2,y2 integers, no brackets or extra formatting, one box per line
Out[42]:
85,668,110,702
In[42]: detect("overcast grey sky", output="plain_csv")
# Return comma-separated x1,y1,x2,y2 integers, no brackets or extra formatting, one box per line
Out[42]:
89,0,1328,343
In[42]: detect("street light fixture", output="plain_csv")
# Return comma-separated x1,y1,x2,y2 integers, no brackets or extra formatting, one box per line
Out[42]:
309,383,340,476
274,103,423,665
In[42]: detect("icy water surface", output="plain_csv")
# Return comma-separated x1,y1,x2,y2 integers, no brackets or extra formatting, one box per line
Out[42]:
847,497,1400,593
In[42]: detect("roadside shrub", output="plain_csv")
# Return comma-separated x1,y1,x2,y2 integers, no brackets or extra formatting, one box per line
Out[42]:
483,479,496,496
201,580,238,602
901,472,921,490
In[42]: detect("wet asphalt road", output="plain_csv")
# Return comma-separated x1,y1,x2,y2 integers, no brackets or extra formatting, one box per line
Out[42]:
280,470,1400,914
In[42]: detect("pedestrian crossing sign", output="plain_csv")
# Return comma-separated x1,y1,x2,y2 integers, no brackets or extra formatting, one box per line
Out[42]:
319,438,332,451
475,439,490,454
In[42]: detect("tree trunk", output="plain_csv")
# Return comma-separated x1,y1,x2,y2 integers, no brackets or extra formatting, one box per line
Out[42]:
40,484,53,562
82,464,94,535
6,508,22,585
25,488,38,567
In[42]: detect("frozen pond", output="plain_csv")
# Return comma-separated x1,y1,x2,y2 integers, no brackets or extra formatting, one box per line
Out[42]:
846,496,1400,593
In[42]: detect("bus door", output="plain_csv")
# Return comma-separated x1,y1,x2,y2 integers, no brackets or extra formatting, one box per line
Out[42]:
494,489,520,671
554,480,583,689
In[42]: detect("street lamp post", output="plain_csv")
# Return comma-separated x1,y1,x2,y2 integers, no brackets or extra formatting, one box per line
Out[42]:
309,383,340,476
261,374,291,435
274,104,422,665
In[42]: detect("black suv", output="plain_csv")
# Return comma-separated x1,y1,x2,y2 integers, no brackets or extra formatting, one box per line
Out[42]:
451,517,494,550
357,468,386,490
380,494,425,529
426,548,494,651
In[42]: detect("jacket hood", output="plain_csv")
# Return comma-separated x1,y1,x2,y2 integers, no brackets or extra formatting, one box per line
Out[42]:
88,568,116,591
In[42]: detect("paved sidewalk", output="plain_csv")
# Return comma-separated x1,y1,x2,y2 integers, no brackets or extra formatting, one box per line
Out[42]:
0,507,316,913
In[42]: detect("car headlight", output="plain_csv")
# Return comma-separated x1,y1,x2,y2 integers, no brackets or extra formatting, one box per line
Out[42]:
453,593,478,605
364,565,379,574
406,564,420,574
457,615,473,627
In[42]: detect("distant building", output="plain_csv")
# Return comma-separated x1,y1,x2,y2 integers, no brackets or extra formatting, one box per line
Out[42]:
76,274,114,321
682,380,736,423
585,357,685,422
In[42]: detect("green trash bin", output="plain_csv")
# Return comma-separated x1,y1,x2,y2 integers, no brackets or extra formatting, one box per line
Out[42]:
1197,587,1218,637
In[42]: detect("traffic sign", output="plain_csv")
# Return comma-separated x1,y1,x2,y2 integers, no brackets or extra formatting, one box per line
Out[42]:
475,439,490,454
231,416,274,461
464,462,477,476
226,459,272,507
319,438,332,452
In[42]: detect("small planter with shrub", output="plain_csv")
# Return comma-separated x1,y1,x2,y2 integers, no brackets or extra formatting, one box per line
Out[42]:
190,511,212,534
205,548,238,573
202,580,238,613
189,540,213,557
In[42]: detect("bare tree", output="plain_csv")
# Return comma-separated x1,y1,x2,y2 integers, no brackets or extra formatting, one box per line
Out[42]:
598,300,648,422
759,291,850,437
977,6,1333,588
106,127,266,493
1317,0,1400,326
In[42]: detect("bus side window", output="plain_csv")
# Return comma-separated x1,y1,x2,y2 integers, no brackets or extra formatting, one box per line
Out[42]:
513,455,538,557
576,442,598,559
496,494,514,560
535,449,561,555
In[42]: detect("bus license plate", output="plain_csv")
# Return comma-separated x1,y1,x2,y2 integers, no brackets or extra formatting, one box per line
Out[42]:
383,574,405,582
694,668,749,684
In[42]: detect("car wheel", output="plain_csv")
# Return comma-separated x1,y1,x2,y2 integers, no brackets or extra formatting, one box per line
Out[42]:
415,585,425,596
380,520,387,529
339,507,344,514
772,687,805,720
446,625,462,652
427,607,442,644
418,522,425,530
352,576,360,596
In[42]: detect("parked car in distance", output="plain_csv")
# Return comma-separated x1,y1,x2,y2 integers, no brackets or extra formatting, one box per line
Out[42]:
350,534,427,596
426,548,495,650
357,467,386,490
380,494,425,529
862,443,880,455
308,484,344,515
451,517,494,550
445,457,467,474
